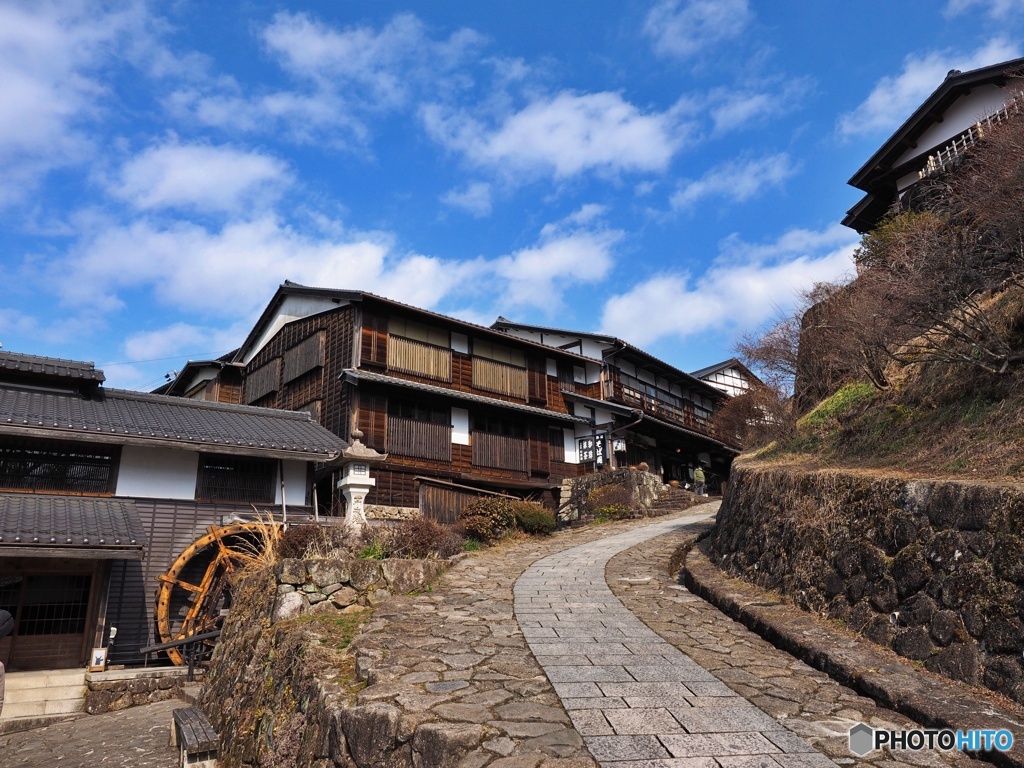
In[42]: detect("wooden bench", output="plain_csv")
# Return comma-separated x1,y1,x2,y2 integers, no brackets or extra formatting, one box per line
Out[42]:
170,706,219,767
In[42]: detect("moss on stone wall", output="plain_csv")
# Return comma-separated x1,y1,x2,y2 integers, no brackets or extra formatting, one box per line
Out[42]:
711,463,1024,703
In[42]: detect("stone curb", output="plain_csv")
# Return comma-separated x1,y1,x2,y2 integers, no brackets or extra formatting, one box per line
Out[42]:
681,537,1024,768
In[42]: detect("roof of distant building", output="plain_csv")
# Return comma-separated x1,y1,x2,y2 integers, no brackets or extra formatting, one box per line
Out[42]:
0,351,105,384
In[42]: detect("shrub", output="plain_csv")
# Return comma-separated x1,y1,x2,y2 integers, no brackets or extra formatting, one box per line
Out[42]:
457,497,515,544
387,518,464,559
587,483,633,520
512,501,556,535
275,524,362,560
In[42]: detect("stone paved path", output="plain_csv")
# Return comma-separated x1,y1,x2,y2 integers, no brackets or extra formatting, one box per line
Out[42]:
516,510,833,767
0,697,182,767
515,510,981,768
605,513,981,768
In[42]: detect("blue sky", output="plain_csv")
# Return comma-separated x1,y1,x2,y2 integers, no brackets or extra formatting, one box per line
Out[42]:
2,0,1022,390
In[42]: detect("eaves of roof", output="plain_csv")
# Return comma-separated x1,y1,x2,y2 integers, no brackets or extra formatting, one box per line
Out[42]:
342,369,587,423
848,57,1024,190
689,357,763,386
491,317,727,399
237,283,592,365
0,494,147,560
560,390,636,418
637,412,741,454
0,384,346,461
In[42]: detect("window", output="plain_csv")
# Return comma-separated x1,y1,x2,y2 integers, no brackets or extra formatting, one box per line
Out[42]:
197,455,276,504
387,399,450,425
473,339,526,367
390,316,450,348
473,414,525,438
0,438,118,495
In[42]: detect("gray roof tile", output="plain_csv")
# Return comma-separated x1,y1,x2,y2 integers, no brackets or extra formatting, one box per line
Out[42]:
0,385,347,460
0,351,105,383
0,494,147,557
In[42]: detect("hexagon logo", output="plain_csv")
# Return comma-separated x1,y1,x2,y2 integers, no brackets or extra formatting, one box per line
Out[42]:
849,723,874,756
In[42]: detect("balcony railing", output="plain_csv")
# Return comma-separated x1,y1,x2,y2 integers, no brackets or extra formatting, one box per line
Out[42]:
920,94,1022,180
387,335,452,382
387,416,453,461
472,431,528,472
472,358,528,399
604,378,717,437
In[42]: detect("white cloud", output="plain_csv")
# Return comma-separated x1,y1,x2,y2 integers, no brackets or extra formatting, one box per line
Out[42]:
423,91,687,179
492,207,622,310
643,0,752,61
441,182,493,217
838,38,1021,137
671,153,798,210
110,140,293,213
122,321,246,363
168,12,483,148
705,79,814,135
946,0,1023,18
0,1,141,204
599,224,857,347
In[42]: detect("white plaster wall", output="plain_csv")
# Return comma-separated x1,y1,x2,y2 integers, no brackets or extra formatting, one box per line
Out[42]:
116,446,199,499
895,85,1010,166
244,295,343,364
451,332,469,354
562,428,579,463
594,407,614,425
451,407,470,445
585,362,601,384
546,358,557,376
580,339,607,359
573,366,586,383
637,368,656,385
618,361,636,377
276,460,308,506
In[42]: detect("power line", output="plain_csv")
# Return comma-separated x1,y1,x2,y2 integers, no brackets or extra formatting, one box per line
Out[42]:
99,351,229,367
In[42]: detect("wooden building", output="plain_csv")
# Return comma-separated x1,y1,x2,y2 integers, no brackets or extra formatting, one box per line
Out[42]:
0,351,345,670
843,56,1024,234
162,283,607,520
490,319,740,489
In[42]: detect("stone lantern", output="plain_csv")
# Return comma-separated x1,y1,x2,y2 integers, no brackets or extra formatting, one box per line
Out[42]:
336,429,387,530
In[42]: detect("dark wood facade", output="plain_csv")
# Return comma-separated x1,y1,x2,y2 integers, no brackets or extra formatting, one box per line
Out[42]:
228,295,591,514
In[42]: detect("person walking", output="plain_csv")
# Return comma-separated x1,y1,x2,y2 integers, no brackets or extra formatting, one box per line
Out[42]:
693,465,706,497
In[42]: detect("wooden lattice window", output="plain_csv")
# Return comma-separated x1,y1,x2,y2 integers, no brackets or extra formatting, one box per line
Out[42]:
196,454,276,504
0,438,118,495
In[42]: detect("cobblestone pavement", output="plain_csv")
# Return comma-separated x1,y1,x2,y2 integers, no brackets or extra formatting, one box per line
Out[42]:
603,510,982,768
0,697,183,767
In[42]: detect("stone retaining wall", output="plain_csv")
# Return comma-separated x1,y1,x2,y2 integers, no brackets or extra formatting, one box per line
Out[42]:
710,464,1024,704
560,467,664,521
200,555,451,767
84,668,200,714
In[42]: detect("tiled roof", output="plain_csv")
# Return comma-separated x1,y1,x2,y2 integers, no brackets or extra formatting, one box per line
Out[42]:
0,385,347,460
0,494,146,559
0,351,105,383
344,369,587,423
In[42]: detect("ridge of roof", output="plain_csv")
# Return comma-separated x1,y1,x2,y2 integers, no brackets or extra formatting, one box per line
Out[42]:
0,351,106,383
848,57,1024,190
237,283,591,363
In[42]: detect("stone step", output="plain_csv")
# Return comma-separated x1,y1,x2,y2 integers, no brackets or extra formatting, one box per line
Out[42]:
1,696,84,719
5,683,87,704
0,712,84,736
5,669,86,690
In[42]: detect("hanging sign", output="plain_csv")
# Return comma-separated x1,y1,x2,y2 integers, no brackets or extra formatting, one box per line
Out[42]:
578,436,606,464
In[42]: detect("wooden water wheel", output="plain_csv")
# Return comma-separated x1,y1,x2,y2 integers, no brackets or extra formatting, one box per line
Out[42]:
155,522,280,665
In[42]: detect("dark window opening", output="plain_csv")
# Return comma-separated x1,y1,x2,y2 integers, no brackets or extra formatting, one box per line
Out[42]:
473,414,526,438
197,455,276,504
0,438,118,495
388,399,449,425
17,575,91,635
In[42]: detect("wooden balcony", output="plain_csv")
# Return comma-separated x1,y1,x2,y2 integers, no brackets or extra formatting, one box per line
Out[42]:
387,416,453,461
603,378,718,438
472,358,528,399
472,431,528,472
387,335,452,382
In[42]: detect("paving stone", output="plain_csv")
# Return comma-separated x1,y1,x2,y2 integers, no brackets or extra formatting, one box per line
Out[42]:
603,708,686,735
584,734,671,761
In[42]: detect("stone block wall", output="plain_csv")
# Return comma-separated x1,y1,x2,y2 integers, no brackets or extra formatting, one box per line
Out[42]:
200,555,451,767
560,467,665,520
85,668,200,714
710,465,1024,704
271,556,449,622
